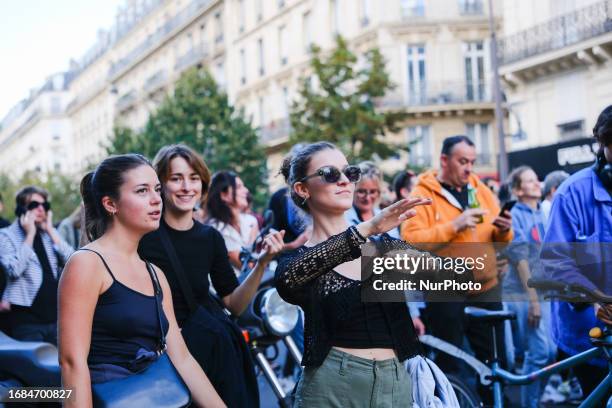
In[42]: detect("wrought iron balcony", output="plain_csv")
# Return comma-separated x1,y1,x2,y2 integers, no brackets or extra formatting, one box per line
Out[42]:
116,90,137,112
109,0,215,79
260,118,291,143
499,0,612,65
458,0,484,16
379,80,492,108
175,43,210,72
144,70,168,94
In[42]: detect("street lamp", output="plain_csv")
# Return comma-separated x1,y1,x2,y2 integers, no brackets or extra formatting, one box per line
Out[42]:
488,0,509,181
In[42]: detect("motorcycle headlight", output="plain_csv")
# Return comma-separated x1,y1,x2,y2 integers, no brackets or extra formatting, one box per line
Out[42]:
260,288,299,336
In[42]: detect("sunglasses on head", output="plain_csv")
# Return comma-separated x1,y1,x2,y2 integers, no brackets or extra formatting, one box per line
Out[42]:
299,165,362,184
27,201,51,212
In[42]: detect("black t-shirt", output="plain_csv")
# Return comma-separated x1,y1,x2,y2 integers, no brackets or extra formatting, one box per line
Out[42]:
0,217,10,229
138,219,239,326
440,182,469,209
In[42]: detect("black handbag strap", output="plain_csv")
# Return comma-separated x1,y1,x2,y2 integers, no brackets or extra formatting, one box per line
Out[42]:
145,261,167,352
158,223,198,314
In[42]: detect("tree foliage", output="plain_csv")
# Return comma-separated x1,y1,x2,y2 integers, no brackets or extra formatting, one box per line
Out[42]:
290,36,408,161
107,68,268,207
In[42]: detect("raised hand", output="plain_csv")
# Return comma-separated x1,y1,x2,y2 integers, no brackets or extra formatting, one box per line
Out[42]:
20,210,37,236
260,229,286,263
357,197,432,238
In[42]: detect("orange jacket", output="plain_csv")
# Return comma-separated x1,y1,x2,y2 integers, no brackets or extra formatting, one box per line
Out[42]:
400,170,513,293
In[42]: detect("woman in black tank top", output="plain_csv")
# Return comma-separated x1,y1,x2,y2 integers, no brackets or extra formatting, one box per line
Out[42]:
57,154,225,408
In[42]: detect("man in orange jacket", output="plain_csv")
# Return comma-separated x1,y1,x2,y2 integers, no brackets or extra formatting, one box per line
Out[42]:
401,135,513,400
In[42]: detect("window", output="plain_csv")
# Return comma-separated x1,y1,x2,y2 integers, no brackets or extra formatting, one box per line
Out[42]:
557,120,585,140
215,62,225,87
281,86,290,119
330,0,340,35
240,48,246,84
258,96,265,126
303,11,312,51
50,97,62,114
256,0,263,22
258,38,265,76
406,45,427,105
458,0,483,15
214,13,223,43
238,0,245,33
360,0,371,26
464,41,486,102
466,123,491,164
279,25,288,65
407,126,432,167
401,0,425,18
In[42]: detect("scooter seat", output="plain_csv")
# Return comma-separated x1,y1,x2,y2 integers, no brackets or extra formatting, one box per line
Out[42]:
464,307,516,323
0,331,60,387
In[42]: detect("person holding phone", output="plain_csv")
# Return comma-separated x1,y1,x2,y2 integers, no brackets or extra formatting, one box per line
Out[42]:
0,185,73,344
400,135,513,404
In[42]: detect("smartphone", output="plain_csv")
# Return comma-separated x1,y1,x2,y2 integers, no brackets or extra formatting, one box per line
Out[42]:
499,200,516,217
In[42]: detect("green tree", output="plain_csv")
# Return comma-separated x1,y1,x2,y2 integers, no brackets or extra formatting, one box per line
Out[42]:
290,36,408,161
107,68,268,206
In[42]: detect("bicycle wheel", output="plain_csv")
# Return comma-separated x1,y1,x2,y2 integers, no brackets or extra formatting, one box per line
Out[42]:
447,373,482,408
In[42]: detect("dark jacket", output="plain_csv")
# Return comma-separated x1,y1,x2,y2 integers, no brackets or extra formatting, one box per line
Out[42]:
275,227,421,367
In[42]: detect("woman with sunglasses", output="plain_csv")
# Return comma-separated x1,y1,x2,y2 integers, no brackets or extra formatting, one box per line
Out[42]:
0,185,73,344
275,142,432,407
345,161,383,226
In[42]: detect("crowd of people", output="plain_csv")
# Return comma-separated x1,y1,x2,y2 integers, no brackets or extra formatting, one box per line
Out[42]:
0,104,611,407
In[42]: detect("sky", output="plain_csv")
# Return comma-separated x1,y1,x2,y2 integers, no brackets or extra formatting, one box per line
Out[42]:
0,0,123,119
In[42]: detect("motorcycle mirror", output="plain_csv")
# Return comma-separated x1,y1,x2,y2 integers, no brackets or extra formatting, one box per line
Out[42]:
262,209,275,231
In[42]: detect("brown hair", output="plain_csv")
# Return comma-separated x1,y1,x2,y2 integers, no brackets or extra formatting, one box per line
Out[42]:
15,185,49,208
508,165,533,193
81,154,152,241
280,141,337,212
152,144,211,202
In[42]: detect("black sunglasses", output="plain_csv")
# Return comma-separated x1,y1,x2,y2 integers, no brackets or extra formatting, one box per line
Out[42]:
27,201,51,212
299,165,362,184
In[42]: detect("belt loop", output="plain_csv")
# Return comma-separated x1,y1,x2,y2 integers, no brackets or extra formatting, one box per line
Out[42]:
339,351,349,376
393,359,400,381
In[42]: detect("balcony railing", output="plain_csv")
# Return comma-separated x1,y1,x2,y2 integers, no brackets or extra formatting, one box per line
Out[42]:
499,0,612,65
175,43,210,72
144,70,168,94
260,118,291,143
379,80,492,108
109,0,215,79
458,0,484,16
116,90,137,112
408,154,432,167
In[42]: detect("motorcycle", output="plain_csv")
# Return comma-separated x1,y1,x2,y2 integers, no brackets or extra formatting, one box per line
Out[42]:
235,210,303,408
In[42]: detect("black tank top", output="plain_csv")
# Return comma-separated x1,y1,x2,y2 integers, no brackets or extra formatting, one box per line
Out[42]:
82,249,170,369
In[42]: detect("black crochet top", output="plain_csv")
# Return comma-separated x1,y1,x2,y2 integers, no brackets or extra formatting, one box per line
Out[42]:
275,227,422,367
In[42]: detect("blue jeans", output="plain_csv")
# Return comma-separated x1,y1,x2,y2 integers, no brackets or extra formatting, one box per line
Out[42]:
505,301,556,408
